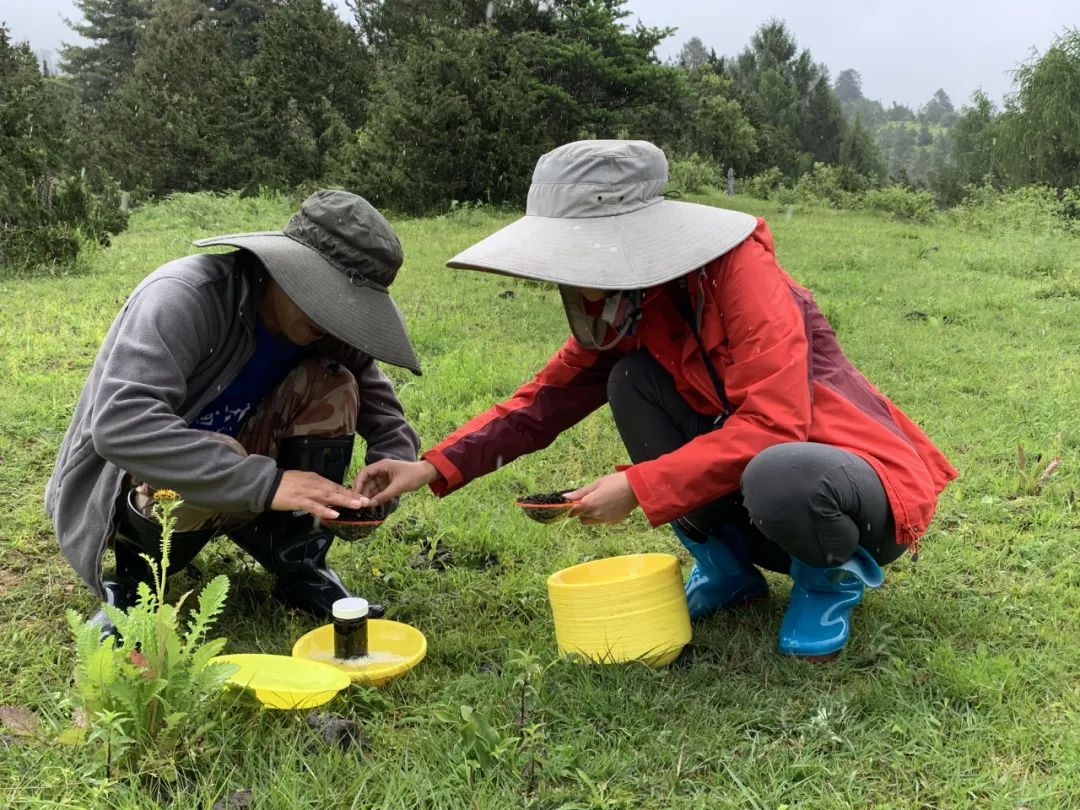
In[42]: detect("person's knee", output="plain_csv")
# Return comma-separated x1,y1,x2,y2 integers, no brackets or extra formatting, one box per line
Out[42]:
288,356,357,388
742,443,800,499
741,444,816,528
741,444,856,568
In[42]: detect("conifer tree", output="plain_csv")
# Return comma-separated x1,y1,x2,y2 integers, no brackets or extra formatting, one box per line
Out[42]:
839,112,886,187
95,0,255,195
729,20,848,176
206,0,282,59
60,0,153,104
349,0,677,211
2,26,127,273
804,74,846,164
247,0,370,187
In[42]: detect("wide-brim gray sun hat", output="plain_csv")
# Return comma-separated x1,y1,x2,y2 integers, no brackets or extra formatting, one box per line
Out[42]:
193,190,420,374
446,140,758,289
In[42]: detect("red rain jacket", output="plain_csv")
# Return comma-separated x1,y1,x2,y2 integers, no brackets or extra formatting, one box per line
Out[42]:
424,220,957,548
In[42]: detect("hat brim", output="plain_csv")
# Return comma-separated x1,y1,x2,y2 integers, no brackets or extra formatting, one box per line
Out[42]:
192,232,421,375
446,200,758,289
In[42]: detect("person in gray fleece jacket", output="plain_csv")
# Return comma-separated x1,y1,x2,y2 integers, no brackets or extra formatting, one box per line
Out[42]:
45,190,422,638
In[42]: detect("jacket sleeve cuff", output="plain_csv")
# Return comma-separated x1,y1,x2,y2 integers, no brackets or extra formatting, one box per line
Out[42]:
263,468,285,512
422,449,461,497
624,463,675,527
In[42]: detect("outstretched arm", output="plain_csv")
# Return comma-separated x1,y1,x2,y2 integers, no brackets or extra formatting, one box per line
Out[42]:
422,337,618,496
354,337,620,505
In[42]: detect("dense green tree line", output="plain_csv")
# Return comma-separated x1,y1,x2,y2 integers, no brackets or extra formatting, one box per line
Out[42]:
2,3,1077,274
0,26,127,272
10,2,867,213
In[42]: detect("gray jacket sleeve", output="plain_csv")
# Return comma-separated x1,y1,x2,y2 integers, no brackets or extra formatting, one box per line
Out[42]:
331,345,420,464
90,277,279,512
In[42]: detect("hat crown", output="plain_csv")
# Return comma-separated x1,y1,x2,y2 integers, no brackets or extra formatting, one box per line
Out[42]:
526,140,668,219
284,190,404,287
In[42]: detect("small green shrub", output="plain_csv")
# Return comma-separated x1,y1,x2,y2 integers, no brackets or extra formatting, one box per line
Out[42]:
862,186,938,223
745,166,785,200
793,163,858,209
432,648,555,781
0,222,81,270
666,153,721,194
0,172,129,277
950,184,1080,236
65,490,235,776
443,199,495,226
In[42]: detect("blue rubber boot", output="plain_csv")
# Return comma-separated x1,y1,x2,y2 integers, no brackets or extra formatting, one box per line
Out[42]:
779,546,884,660
672,522,769,621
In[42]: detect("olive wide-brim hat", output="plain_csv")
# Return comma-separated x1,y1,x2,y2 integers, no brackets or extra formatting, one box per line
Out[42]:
193,190,421,374
446,140,758,290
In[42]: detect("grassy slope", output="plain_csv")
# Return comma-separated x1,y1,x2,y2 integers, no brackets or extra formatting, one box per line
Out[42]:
1,191,1078,808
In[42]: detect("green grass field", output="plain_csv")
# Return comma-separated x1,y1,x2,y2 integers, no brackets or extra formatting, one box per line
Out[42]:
1,190,1078,808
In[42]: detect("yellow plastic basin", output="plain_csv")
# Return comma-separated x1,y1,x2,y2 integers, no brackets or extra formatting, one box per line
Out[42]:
547,553,691,667
292,619,427,686
213,653,351,710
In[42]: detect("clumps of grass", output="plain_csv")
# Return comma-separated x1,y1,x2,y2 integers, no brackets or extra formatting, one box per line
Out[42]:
1033,279,1080,299
433,649,554,791
1013,442,1062,497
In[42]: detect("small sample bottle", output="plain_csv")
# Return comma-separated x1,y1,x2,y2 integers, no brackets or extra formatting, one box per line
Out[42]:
333,597,369,660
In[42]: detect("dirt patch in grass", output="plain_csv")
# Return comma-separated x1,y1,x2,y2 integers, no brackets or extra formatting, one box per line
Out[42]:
0,568,20,597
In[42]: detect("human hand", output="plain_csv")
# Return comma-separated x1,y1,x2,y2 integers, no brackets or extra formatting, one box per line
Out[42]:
270,470,365,520
353,459,439,507
565,472,639,525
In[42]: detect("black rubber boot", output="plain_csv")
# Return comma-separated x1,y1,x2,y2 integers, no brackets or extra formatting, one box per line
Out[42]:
92,490,215,642
229,435,384,620
93,540,152,643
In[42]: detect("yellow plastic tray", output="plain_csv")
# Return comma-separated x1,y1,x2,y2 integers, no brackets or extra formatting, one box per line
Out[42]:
292,619,427,686
213,653,351,710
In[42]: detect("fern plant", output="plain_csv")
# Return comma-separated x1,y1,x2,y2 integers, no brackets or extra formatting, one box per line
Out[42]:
66,490,237,769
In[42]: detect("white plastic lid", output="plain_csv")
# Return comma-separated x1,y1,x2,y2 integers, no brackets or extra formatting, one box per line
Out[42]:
332,597,369,620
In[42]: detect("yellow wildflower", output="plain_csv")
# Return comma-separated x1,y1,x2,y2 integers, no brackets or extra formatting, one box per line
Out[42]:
153,488,180,503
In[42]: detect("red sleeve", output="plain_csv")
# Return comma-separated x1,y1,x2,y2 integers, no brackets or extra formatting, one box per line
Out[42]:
625,232,813,525
424,337,619,496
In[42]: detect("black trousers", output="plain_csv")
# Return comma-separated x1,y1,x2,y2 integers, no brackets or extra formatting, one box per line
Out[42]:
607,351,907,573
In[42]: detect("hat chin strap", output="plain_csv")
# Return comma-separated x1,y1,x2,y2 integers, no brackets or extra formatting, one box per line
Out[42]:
559,287,643,351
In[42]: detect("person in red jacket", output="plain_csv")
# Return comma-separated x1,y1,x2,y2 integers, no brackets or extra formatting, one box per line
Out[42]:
356,140,957,660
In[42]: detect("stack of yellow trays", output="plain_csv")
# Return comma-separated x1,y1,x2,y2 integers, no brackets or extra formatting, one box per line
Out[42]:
547,553,692,667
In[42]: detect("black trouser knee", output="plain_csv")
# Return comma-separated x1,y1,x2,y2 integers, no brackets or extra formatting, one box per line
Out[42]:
740,442,905,568
607,350,905,572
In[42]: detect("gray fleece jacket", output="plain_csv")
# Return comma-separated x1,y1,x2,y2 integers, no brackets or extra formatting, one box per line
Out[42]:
45,252,420,597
